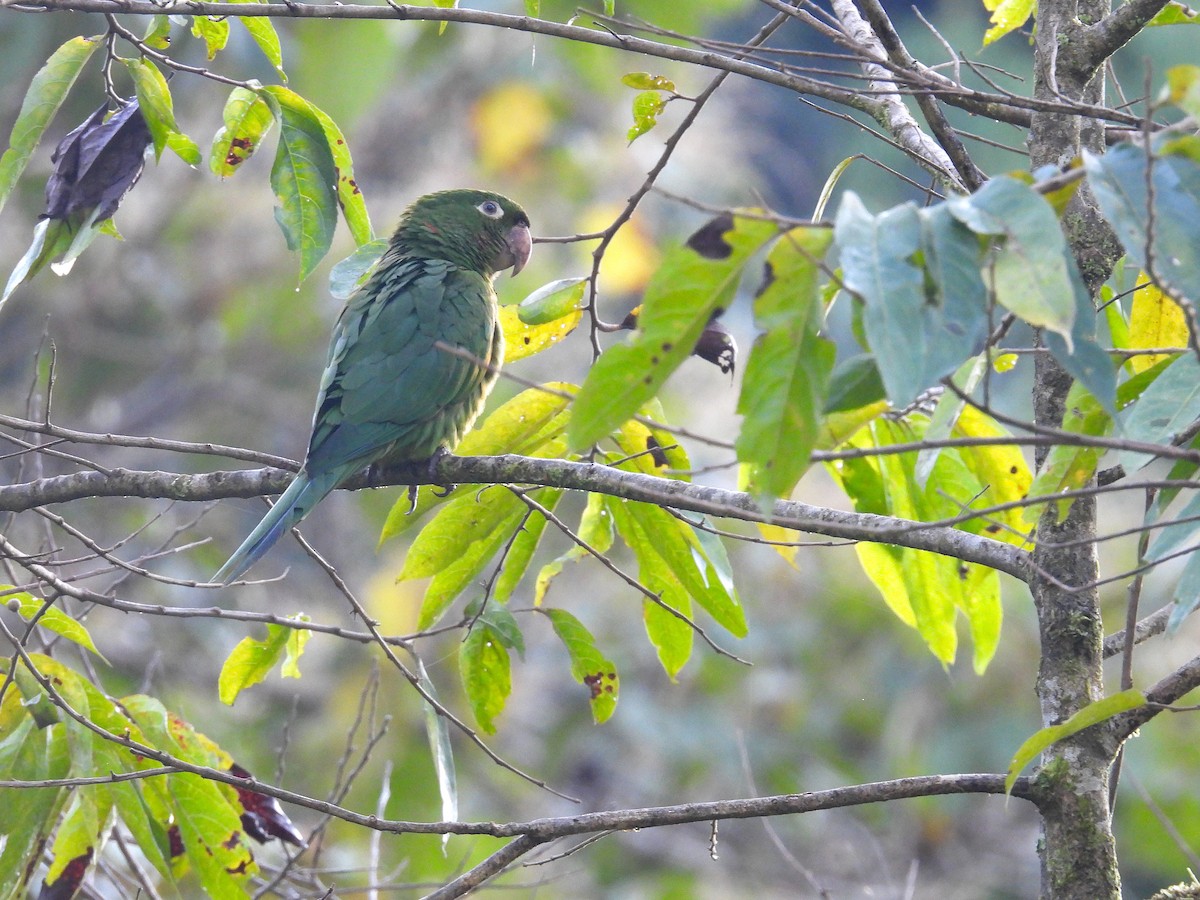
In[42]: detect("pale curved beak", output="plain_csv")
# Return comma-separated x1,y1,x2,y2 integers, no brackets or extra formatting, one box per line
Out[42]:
505,223,532,277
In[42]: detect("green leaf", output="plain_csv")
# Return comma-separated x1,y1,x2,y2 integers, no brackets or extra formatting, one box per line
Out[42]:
569,214,778,450
0,35,100,218
218,617,309,705
1148,2,1200,25
210,86,275,178
259,86,339,283
525,0,541,16
516,275,588,325
621,72,676,92
191,15,230,59
433,0,458,34
535,493,613,604
544,608,619,723
45,791,105,888
1087,144,1200,326
1005,689,1146,794
239,16,286,79
123,58,201,164
381,385,574,538
627,501,746,636
1120,353,1200,474
401,488,529,629
170,772,257,897
736,227,834,501
493,489,561,604
946,175,1077,340
273,88,372,244
813,155,857,221
982,0,1036,45
5,590,105,659
628,90,666,143
826,418,1003,668
824,354,886,414
606,497,695,678
142,15,173,50
0,721,70,898
460,624,511,733
1169,549,1200,631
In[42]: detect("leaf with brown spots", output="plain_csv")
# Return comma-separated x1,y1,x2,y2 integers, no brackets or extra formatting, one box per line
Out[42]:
569,214,778,450
544,608,619,723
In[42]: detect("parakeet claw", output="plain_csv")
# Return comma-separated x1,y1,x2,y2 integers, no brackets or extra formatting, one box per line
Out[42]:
406,483,418,514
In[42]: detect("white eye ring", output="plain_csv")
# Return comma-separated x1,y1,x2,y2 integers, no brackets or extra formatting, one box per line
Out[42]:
477,200,504,219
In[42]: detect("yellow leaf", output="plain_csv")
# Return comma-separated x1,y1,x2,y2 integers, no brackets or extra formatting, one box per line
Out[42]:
471,81,551,174
756,522,801,568
1128,274,1189,373
583,205,660,295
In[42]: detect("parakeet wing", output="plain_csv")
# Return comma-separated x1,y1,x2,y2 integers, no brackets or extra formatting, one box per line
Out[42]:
305,256,501,472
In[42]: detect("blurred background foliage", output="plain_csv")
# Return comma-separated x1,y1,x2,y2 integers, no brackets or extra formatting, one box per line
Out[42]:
3,1,1200,896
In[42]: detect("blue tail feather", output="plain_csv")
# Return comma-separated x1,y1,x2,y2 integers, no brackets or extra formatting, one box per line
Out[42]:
215,473,327,585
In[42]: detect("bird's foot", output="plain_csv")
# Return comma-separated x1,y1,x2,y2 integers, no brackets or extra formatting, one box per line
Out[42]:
428,447,456,498
405,449,455,514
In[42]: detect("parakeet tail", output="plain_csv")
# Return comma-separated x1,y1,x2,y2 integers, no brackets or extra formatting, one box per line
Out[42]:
214,471,334,585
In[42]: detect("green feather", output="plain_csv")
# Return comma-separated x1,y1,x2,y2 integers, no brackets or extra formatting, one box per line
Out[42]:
216,189,530,583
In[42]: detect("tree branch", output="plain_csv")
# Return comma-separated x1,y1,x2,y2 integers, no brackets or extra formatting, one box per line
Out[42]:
0,454,1031,581
3,0,1146,134
828,0,963,191
852,0,986,190
1075,0,1174,77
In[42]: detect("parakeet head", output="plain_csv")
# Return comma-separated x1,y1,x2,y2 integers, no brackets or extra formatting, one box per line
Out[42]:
392,189,532,278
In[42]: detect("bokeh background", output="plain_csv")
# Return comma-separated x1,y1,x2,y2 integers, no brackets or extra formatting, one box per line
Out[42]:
2,2,1199,896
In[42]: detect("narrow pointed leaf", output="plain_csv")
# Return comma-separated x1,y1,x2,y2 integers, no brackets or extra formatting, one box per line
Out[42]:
1005,689,1146,793
123,58,201,164
544,608,619,723
416,658,457,842
239,16,286,79
737,227,835,501
0,36,100,216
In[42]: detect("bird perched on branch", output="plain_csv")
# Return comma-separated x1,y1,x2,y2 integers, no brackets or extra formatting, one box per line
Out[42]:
215,189,532,584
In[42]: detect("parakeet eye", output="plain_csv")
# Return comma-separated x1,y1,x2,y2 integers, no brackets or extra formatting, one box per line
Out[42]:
477,200,504,219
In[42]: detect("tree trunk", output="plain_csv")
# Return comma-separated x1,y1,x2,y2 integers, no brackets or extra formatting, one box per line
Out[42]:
1028,1,1126,896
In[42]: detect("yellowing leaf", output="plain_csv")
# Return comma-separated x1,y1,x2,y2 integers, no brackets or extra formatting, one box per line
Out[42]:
1128,274,1189,373
756,522,801,568
983,0,1036,45
582,205,660,295
218,617,310,705
471,81,551,174
500,303,581,363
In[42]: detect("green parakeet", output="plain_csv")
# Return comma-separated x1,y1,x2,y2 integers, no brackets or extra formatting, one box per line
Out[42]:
215,189,532,583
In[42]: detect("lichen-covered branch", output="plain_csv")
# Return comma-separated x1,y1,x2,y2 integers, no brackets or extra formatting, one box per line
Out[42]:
0,454,1031,580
